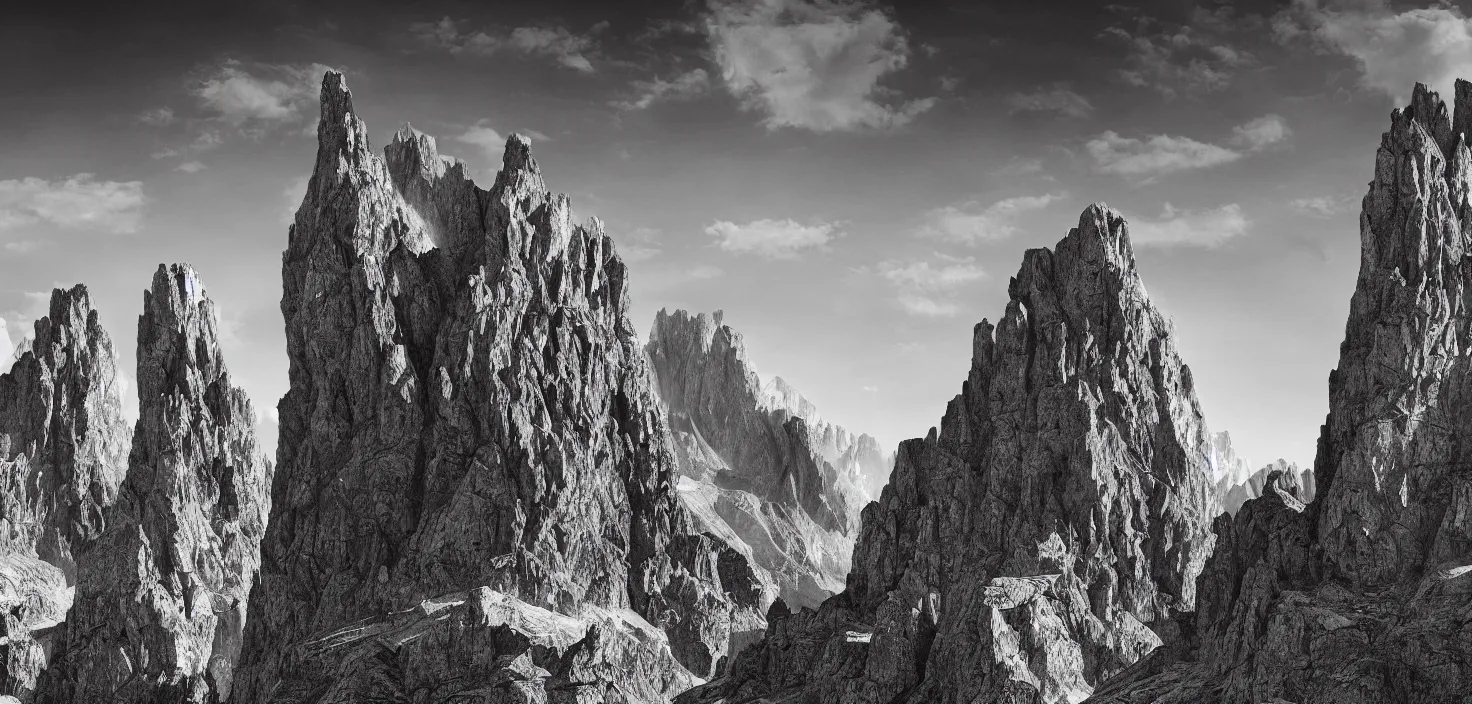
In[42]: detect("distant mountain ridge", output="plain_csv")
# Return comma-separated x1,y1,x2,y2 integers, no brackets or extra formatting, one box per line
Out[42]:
646,308,892,610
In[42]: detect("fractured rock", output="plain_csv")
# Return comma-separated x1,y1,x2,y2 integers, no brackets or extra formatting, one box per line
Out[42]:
37,264,271,703
1089,80,1472,704
681,204,1219,704
647,309,883,609
232,71,762,701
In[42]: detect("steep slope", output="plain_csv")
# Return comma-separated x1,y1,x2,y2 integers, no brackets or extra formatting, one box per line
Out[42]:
37,264,271,703
0,286,131,699
1089,81,1472,704
647,309,887,608
681,204,1218,704
232,72,763,702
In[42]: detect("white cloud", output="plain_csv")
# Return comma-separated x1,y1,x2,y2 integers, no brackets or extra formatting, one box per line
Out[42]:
1276,0,1472,102
193,60,330,126
705,0,935,132
0,174,146,235
705,218,840,259
916,193,1064,244
456,120,506,166
1087,131,1241,178
137,107,176,126
175,161,207,173
1005,84,1094,118
1127,203,1249,248
1087,114,1289,181
876,254,986,317
862,385,878,392
1231,114,1292,150
1106,7,1255,98
521,128,552,142
411,18,599,72
613,69,711,110
509,26,597,72
1289,195,1355,217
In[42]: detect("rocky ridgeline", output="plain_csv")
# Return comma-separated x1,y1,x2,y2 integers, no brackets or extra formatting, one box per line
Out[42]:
1208,431,1314,515
1090,81,1472,704
681,204,1219,704
228,72,764,702
37,265,271,703
0,287,130,699
647,309,888,609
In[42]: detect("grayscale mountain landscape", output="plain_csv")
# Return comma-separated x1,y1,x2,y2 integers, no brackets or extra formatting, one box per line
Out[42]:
4,1,1472,702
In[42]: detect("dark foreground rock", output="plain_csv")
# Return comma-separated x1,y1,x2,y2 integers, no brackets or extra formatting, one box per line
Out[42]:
1088,81,1472,704
681,204,1219,704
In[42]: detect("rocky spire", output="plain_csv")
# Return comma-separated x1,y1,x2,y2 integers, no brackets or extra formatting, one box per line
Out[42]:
37,264,270,703
233,71,762,700
0,285,131,576
682,204,1218,704
1091,80,1472,704
0,286,130,700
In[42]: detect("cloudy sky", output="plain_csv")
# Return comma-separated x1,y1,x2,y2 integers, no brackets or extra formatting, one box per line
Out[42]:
2,0,1466,469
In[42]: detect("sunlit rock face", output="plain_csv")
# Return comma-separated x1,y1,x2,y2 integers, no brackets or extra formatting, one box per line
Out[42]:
1090,80,1472,704
0,286,130,700
680,204,1218,704
231,71,763,702
646,309,889,610
36,264,271,704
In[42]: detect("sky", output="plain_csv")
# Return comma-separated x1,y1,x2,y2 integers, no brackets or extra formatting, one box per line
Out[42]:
3,0,1468,470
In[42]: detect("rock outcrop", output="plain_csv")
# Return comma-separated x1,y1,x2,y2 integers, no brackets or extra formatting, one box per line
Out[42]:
37,264,271,703
232,72,762,701
1089,81,1472,704
681,204,1218,704
0,287,131,699
647,309,886,608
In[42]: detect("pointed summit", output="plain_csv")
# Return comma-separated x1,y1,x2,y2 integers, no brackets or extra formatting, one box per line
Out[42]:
237,72,763,700
683,204,1217,704
38,264,269,704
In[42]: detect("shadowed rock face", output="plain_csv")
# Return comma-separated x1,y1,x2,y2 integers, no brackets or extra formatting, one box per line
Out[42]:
680,204,1218,704
647,309,885,609
36,264,271,703
232,71,762,701
1089,81,1472,704
0,287,130,700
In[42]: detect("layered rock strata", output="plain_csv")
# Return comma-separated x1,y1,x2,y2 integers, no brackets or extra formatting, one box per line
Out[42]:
681,204,1218,704
1089,81,1472,704
232,72,763,701
647,309,884,608
37,264,271,703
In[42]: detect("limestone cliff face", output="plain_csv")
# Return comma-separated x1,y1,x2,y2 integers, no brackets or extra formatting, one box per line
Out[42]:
37,264,271,703
0,287,131,700
232,72,761,701
681,204,1218,704
1090,81,1472,704
647,309,883,608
